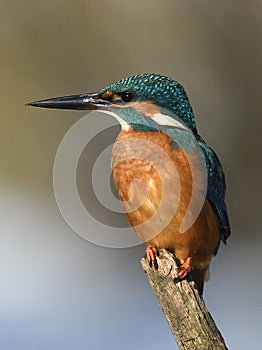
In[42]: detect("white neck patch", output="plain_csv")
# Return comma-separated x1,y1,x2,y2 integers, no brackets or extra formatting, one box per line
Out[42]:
99,110,189,132
152,112,189,131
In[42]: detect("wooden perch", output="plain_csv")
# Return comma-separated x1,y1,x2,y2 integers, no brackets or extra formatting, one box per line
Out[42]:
141,249,228,350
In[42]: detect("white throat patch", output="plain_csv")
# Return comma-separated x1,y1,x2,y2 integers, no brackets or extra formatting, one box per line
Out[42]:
102,110,131,131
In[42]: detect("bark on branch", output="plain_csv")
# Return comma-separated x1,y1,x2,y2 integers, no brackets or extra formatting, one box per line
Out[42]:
141,249,228,350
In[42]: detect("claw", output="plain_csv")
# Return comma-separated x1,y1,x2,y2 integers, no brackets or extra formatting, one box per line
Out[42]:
178,257,192,279
146,246,158,268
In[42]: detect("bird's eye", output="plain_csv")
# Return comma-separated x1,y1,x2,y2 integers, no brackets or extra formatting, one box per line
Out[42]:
120,91,136,103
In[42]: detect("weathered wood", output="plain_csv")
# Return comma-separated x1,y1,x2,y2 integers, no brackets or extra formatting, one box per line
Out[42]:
141,249,228,350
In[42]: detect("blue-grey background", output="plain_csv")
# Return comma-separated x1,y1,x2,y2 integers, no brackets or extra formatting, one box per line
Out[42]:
1,1,261,349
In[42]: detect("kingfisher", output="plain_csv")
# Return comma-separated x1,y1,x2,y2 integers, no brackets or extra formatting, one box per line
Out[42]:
27,73,231,295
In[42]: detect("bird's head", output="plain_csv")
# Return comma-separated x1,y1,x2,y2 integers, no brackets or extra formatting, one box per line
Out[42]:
27,73,197,134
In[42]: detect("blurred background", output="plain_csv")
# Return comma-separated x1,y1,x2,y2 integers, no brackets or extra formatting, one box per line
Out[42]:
1,1,261,349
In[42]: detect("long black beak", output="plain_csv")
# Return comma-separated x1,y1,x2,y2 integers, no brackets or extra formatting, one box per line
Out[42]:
26,93,110,110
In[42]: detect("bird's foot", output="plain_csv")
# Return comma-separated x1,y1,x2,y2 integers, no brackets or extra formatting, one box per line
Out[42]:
178,257,192,279
146,246,158,269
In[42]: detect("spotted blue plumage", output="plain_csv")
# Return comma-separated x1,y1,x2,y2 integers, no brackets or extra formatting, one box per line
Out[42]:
101,73,231,248
100,73,197,134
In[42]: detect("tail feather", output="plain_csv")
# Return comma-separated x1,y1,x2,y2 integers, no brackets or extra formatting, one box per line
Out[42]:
191,269,208,296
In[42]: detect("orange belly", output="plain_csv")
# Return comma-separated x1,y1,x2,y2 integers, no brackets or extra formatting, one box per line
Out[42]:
111,129,220,271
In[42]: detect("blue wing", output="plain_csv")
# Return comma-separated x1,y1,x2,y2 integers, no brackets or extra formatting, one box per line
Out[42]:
198,138,231,250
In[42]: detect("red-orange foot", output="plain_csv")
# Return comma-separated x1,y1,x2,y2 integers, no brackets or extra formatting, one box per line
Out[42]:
178,257,192,279
146,246,158,268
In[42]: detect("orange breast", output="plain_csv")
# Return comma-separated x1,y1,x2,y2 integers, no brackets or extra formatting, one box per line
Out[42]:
111,129,220,270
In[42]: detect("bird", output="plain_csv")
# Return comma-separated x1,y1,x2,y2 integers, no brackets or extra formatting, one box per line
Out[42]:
27,73,231,295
